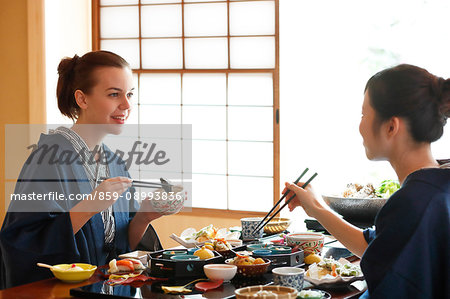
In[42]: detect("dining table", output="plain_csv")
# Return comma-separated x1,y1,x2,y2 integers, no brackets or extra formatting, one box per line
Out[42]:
0,234,367,299
0,258,366,299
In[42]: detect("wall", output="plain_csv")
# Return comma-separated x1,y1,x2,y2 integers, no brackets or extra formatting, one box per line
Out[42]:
0,0,46,227
45,0,92,124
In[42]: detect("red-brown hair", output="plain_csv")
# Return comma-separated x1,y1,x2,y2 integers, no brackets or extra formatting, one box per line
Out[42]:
56,50,130,120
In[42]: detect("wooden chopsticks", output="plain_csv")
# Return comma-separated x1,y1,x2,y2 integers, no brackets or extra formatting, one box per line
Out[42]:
252,170,318,234
252,168,309,234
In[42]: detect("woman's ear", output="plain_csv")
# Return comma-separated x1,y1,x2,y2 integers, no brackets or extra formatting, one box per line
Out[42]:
386,116,400,138
74,90,88,110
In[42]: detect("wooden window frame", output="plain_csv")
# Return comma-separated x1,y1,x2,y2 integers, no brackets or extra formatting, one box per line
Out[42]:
91,0,279,214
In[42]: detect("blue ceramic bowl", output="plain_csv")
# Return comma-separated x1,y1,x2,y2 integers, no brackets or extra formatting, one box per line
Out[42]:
162,250,186,260
170,254,200,261
247,244,273,251
271,246,292,254
187,248,198,255
252,249,272,256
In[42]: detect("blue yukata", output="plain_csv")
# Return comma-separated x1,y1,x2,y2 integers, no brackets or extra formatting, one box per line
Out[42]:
0,133,143,289
359,168,450,298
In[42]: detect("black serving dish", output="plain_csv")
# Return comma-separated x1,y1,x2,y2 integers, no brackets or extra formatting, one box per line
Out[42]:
251,249,304,271
148,249,224,278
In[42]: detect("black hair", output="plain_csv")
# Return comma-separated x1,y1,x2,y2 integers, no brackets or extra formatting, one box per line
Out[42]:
365,64,450,143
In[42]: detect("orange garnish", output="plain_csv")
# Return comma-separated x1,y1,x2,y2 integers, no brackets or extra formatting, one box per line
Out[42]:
236,252,247,258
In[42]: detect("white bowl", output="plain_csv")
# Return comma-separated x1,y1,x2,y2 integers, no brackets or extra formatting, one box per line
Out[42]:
204,264,237,282
149,185,185,215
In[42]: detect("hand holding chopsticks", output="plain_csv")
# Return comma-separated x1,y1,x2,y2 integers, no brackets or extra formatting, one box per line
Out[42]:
281,172,318,212
252,170,318,234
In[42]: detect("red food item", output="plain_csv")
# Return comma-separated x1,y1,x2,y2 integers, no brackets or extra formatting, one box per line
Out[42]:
128,259,141,265
71,264,76,268
116,260,134,272
194,280,224,292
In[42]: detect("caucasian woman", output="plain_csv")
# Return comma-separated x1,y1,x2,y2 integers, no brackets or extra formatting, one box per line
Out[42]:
0,51,170,288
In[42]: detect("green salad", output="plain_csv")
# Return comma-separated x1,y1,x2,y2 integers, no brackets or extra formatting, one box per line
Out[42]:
342,180,400,199
376,180,401,198
315,257,362,277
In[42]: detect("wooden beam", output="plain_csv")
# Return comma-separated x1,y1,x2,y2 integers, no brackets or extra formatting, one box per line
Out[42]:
273,0,280,205
27,0,46,124
92,0,100,51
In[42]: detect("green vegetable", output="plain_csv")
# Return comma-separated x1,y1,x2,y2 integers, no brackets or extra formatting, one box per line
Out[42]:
376,180,400,198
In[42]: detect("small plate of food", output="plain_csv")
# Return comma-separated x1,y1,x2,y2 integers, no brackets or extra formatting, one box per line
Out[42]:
305,257,364,288
170,225,242,248
108,258,146,274
322,180,400,223
118,250,151,265
225,253,270,277
202,238,244,258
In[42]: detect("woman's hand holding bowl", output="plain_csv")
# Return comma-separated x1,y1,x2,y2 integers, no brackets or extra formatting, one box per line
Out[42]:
138,186,185,219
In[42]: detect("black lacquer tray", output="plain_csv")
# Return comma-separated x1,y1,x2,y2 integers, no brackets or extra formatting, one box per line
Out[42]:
148,249,224,278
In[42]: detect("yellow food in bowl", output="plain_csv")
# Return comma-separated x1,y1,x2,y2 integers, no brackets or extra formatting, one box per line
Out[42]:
253,258,266,265
304,253,322,265
194,247,215,260
204,243,215,251
51,263,97,283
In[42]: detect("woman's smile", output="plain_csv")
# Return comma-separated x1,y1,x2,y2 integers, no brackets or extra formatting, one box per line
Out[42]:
111,113,127,124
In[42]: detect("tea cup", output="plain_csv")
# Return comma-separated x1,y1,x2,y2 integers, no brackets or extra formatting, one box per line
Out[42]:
272,267,305,291
241,217,264,240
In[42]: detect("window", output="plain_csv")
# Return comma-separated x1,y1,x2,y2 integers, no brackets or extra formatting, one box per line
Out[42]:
279,0,450,229
93,0,280,212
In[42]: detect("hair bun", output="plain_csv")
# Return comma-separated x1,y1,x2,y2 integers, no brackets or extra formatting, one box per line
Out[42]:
57,54,79,77
430,77,445,101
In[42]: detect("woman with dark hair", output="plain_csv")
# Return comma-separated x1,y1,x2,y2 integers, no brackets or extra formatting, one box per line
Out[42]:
285,64,449,298
0,51,170,288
